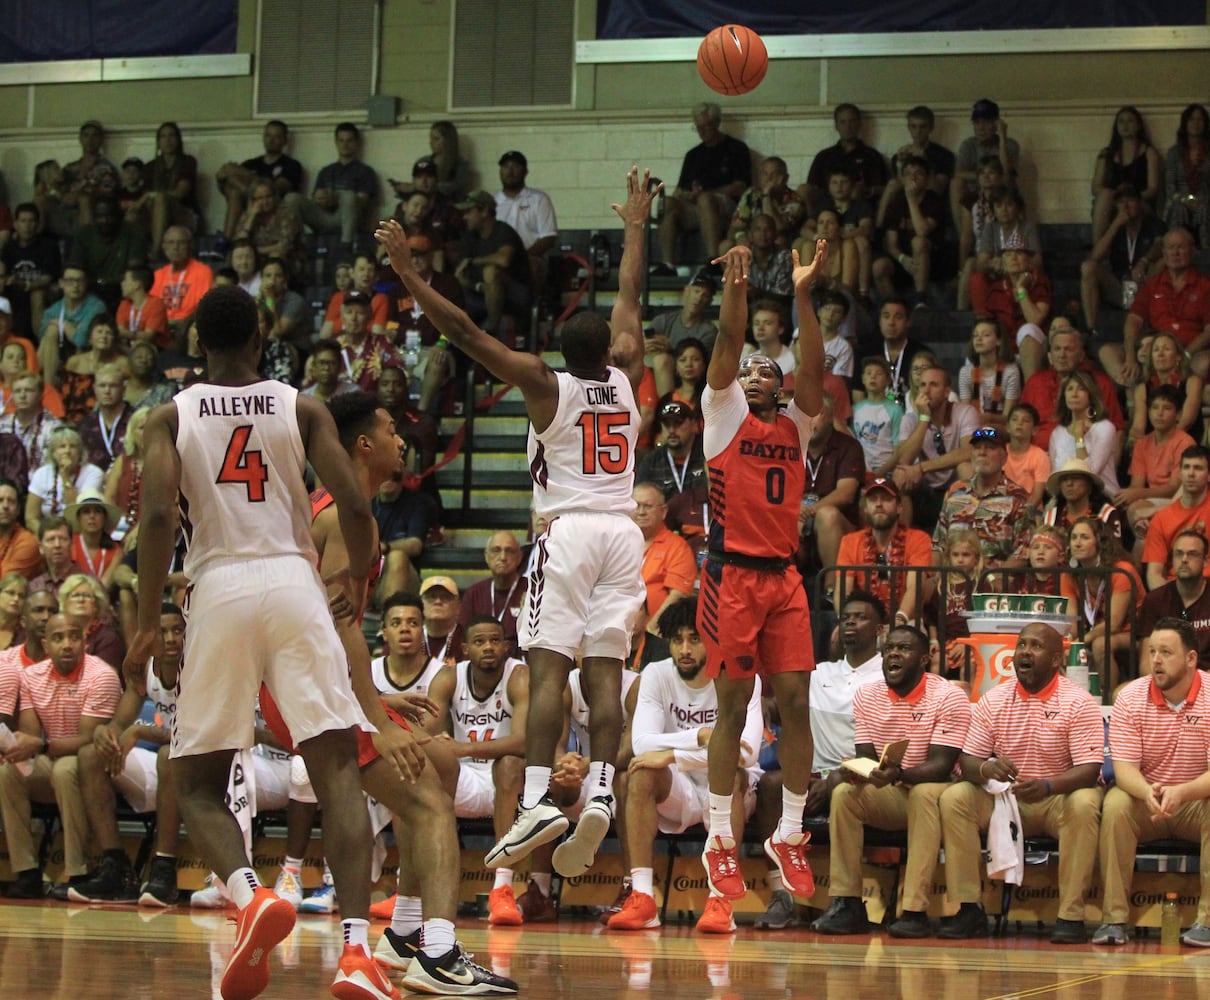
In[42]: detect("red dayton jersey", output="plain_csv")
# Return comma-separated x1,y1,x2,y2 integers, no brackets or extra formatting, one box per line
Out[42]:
703,382,812,560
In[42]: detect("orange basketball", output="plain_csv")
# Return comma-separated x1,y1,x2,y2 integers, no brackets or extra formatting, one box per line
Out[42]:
696,24,768,97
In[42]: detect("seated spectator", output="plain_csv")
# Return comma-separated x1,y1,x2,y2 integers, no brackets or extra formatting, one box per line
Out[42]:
814,289,854,384
148,227,214,349
853,298,930,404
1009,526,1072,607
814,623,970,937
971,232,1051,379
1003,403,1049,511
234,178,307,287
1137,532,1210,671
77,364,131,472
69,197,148,312
26,427,104,535
318,254,390,339
28,517,85,596
1061,515,1144,692
457,532,527,656
61,121,121,233
375,364,441,516
1091,107,1163,242
1,202,62,337
852,357,903,478
103,406,149,541
1118,385,1197,544
0,305,38,391
333,291,401,394
0,611,121,898
372,472,436,597
392,156,463,258
61,315,126,425
32,159,69,239
494,150,558,294
630,483,696,666
454,191,532,341
811,170,873,300
227,239,261,298
1142,445,1210,589
116,266,169,349
58,573,124,671
1128,332,1202,447
1082,183,1164,340
37,264,107,383
793,209,850,293
1043,458,1126,544
654,102,751,272
286,122,378,244
879,105,956,217
804,103,889,208
0,370,60,471
215,119,304,238
0,479,42,580
128,123,199,251
1048,371,1120,495
721,155,804,252
64,490,122,592
301,340,355,403
123,342,174,410
255,300,298,386
1163,104,1210,248
872,156,945,307
257,256,310,356
956,156,1008,310
1113,227,1210,387
645,272,717,396
973,185,1041,273
0,572,27,650
607,596,761,936
741,300,795,379
951,99,1021,235
426,120,470,199
743,214,793,303
116,158,144,219
958,318,1021,430
659,337,707,416
635,400,708,552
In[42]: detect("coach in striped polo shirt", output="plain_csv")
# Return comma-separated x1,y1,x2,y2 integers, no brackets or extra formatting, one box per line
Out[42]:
812,625,971,937
1094,617,1210,947
938,622,1104,942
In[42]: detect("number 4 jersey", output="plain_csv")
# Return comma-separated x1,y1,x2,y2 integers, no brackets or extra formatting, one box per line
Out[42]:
528,367,638,519
174,380,317,577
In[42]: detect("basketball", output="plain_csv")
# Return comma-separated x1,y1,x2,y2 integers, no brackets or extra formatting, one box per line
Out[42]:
696,25,768,97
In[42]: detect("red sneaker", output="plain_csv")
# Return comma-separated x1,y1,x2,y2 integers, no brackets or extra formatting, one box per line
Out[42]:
696,896,737,934
516,879,557,923
700,836,746,901
331,943,401,1000
763,832,815,897
607,890,660,930
368,893,396,921
487,884,523,926
219,887,297,1000
599,881,632,925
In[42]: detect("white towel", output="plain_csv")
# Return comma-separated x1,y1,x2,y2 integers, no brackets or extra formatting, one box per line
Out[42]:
984,778,1025,885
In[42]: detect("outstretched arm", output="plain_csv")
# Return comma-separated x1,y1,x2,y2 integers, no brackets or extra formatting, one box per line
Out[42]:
792,240,830,418
610,167,663,395
706,245,751,390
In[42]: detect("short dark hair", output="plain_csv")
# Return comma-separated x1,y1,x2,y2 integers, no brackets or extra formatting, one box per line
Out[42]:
1151,616,1198,654
14,202,38,222
38,515,71,540
833,103,860,123
266,119,289,134
0,477,18,499
465,614,503,634
841,588,887,623
160,602,184,617
382,591,422,619
907,105,935,125
1147,383,1183,409
1181,444,1210,468
335,121,360,139
1174,528,1210,557
310,340,343,362
1012,402,1039,425
126,265,153,293
818,289,850,317
887,623,930,653
327,390,382,454
900,155,931,175
561,311,611,370
195,285,258,352
657,596,699,641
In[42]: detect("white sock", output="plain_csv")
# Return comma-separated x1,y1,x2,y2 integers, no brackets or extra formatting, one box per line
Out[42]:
522,767,552,809
777,787,808,842
227,868,259,909
342,917,369,955
708,794,734,841
493,868,514,890
586,760,616,800
421,917,455,958
767,868,787,892
531,871,552,897
391,894,423,935
322,859,334,885
631,867,654,897
283,856,303,875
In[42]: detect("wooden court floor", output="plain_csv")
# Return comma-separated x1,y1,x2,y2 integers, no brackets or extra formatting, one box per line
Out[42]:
0,901,1207,999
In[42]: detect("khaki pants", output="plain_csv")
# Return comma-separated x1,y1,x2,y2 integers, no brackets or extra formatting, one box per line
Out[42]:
828,780,950,913
939,782,1103,921
1100,786,1210,925
0,755,89,876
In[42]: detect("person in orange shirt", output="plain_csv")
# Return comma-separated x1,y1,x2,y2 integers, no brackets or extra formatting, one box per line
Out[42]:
631,482,697,666
149,226,213,343
317,253,389,339
116,266,169,348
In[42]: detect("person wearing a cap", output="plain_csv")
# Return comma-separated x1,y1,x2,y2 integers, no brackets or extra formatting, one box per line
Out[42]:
1081,183,1165,337
654,102,751,275
452,189,532,338
932,425,1032,574
636,400,708,550
0,202,62,339
1042,457,1125,546
418,576,464,668
646,273,718,395
318,253,390,340
393,156,464,250
333,288,402,395
376,170,655,879
495,151,558,280
64,489,122,591
952,98,1020,226
286,121,378,245
215,119,303,240
1143,444,1210,590
1113,227,1210,388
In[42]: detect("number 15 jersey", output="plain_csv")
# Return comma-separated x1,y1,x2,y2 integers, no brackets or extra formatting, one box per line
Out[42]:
174,379,317,578
528,367,638,519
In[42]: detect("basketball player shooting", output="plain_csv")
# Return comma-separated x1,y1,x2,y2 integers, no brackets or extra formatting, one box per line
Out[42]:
375,167,660,878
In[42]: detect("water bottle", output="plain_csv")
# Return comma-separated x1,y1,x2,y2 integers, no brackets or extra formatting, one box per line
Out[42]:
404,330,421,370
1162,891,1181,946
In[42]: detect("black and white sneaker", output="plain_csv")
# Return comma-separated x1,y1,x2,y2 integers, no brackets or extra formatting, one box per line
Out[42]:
402,945,518,996
139,856,179,907
372,926,421,971
66,854,139,903
484,796,569,869
552,794,613,877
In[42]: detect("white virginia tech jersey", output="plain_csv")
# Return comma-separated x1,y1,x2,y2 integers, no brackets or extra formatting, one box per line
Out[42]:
451,657,523,769
371,655,446,699
174,380,315,578
528,368,638,518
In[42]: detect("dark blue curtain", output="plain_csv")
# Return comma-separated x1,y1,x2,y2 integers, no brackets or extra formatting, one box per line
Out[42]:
598,1,1202,38
0,0,236,61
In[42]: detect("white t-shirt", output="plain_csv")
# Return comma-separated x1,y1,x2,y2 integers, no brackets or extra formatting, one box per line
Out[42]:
808,654,884,772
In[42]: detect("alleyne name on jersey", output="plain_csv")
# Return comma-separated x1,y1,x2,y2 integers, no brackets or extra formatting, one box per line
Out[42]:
196,394,279,418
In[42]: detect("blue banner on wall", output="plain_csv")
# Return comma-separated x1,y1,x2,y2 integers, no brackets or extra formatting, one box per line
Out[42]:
0,0,237,61
598,1,1202,38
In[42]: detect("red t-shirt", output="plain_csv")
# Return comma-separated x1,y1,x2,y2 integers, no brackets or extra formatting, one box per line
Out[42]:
1130,268,1210,347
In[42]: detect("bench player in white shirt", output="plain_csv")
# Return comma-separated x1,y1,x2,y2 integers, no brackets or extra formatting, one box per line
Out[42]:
378,168,659,878
607,597,763,935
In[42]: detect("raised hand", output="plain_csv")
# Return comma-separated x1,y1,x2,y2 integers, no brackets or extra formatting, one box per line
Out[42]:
711,244,751,285
791,240,830,291
611,166,663,228
373,218,415,278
